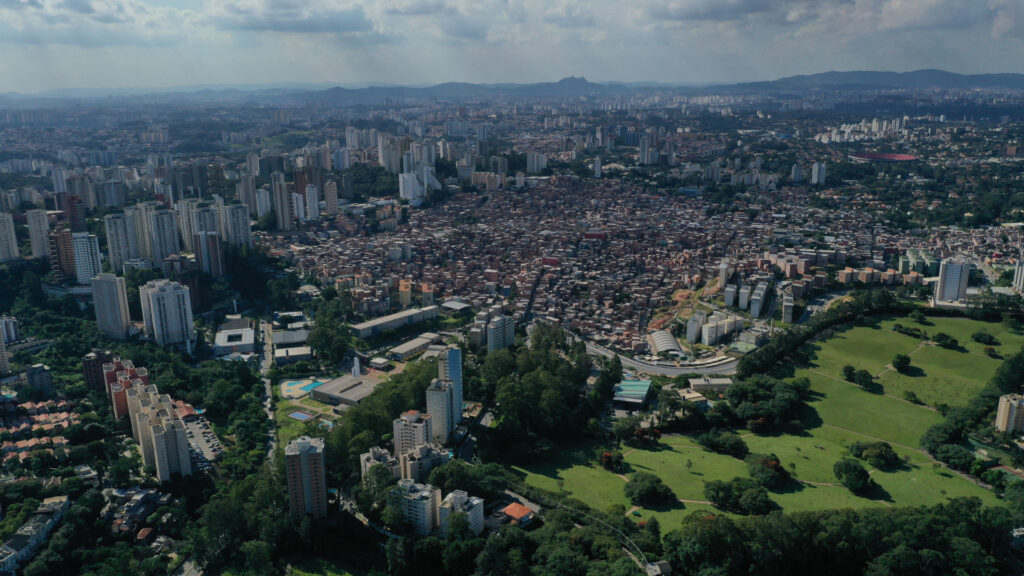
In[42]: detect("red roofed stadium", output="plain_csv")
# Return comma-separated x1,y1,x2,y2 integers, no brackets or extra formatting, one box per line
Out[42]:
848,152,919,163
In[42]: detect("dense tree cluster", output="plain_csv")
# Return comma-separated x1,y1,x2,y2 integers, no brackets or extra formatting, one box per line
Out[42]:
623,472,676,506
662,498,1010,575
486,325,593,459
703,477,774,515
834,459,874,493
696,429,749,458
724,375,810,432
849,441,901,469
745,453,790,490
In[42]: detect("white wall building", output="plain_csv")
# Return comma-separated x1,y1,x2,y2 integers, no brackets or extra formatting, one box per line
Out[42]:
139,279,195,349
92,273,130,340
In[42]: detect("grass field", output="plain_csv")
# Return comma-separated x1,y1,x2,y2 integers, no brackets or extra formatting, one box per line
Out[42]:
512,313,1009,525
806,315,1020,408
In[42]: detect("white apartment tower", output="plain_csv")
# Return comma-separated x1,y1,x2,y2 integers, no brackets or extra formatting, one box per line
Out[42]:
0,212,18,262
304,184,320,221
486,315,515,352
147,209,180,268
104,213,138,273
26,209,49,259
439,490,484,537
219,203,253,247
426,379,455,445
393,410,432,455
126,384,192,483
139,279,195,349
93,273,130,340
71,232,102,285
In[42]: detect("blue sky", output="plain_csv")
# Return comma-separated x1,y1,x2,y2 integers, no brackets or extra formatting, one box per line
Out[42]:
1,0,1022,93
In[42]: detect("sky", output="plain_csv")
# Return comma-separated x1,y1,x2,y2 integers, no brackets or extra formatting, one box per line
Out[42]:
1,0,1023,93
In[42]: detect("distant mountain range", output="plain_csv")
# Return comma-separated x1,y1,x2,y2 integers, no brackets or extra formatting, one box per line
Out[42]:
720,69,1024,93
3,70,1024,107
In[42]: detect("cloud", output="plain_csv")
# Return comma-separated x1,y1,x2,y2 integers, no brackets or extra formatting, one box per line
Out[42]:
643,0,776,22
383,0,449,16
0,0,194,46
545,1,594,28
210,0,375,33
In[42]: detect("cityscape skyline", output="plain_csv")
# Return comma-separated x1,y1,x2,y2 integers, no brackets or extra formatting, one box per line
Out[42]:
1,0,1023,93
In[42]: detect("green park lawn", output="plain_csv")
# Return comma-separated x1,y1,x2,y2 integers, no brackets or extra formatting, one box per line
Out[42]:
513,313,1009,524
807,315,1019,409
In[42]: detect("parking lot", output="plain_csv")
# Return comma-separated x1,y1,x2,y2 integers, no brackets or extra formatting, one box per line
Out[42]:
184,416,223,472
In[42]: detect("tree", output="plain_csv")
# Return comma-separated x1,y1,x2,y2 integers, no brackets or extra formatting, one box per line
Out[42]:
850,441,901,469
909,310,927,324
624,472,676,506
841,365,856,382
892,354,911,373
854,369,874,389
834,459,873,493
696,429,749,458
932,332,958,349
745,453,789,490
934,444,975,471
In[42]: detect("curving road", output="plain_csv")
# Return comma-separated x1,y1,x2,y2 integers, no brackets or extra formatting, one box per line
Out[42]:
583,341,737,376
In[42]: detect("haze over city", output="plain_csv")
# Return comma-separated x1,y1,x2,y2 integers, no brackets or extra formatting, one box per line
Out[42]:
2,0,1024,93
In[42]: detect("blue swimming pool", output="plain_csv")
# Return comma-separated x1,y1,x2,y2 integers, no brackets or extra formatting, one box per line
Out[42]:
300,381,324,392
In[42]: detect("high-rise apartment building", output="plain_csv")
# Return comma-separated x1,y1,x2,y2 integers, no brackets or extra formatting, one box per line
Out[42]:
26,209,49,259
48,225,76,280
304,184,320,221
486,315,515,352
426,379,455,445
71,232,102,285
1013,261,1024,295
399,443,449,483
996,394,1024,433
272,172,294,231
394,479,440,536
219,203,252,247
324,180,339,216
438,345,463,427
147,209,180,268
393,410,432,455
0,212,18,262
104,213,138,273
0,337,8,375
193,231,225,278
93,273,130,340
439,490,484,537
236,174,257,216
0,316,18,344
285,436,327,522
139,279,195,349
125,383,192,483
935,259,970,304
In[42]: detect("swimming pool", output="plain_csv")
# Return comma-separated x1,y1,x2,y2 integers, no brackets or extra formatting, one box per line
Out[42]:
281,379,324,399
